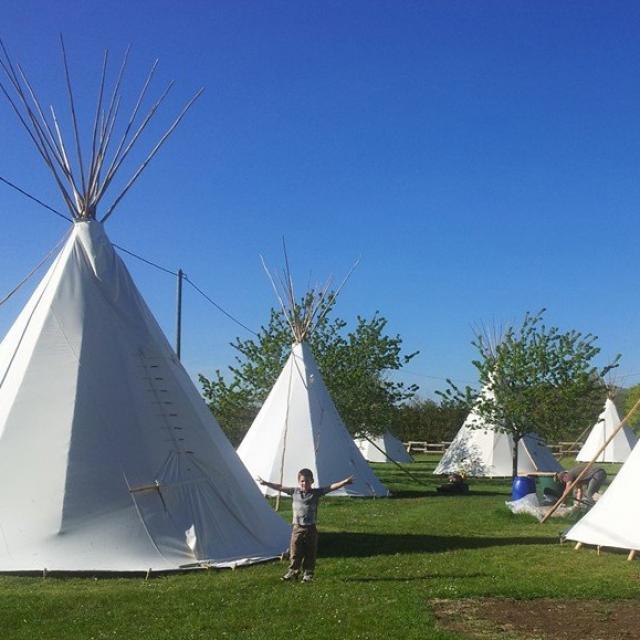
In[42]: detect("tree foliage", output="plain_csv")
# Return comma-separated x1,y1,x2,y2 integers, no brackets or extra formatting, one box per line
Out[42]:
200,299,418,446
438,309,618,478
622,383,640,432
390,399,467,444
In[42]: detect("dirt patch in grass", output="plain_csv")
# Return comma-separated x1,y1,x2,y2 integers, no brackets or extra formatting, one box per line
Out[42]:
431,598,640,640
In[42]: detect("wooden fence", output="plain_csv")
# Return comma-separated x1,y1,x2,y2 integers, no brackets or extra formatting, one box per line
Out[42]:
547,442,582,457
404,440,583,456
404,441,451,454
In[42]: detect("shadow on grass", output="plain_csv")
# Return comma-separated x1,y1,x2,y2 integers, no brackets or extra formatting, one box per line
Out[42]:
321,532,555,557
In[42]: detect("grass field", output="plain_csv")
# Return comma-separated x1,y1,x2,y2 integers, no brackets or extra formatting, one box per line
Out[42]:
0,456,637,639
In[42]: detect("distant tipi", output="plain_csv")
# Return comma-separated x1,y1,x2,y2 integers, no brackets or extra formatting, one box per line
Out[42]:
0,41,290,571
576,397,637,463
237,260,388,497
434,388,562,477
355,431,413,464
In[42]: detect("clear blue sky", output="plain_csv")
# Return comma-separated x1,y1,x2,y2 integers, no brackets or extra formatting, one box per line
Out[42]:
1,1,639,397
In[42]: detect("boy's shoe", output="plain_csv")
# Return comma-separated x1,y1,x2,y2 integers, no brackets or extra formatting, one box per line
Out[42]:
301,572,314,583
281,570,299,581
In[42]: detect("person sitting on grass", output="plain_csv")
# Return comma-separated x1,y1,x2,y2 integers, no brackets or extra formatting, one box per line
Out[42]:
436,472,469,494
257,469,353,583
554,464,607,507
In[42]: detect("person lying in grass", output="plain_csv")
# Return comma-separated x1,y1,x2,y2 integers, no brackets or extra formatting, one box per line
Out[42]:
258,469,353,583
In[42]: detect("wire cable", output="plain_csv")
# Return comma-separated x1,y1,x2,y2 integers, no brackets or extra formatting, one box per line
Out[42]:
0,175,72,222
184,275,258,337
112,243,177,276
110,245,258,336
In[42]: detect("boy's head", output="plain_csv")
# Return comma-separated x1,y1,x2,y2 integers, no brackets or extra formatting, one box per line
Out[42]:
297,468,314,491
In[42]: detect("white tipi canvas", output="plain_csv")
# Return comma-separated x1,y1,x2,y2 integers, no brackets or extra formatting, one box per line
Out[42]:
355,431,413,464
434,404,562,477
0,221,290,571
565,438,640,552
576,398,637,463
237,342,388,497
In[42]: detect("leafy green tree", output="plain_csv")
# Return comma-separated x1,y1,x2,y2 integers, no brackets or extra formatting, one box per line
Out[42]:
438,309,617,479
622,383,640,432
200,300,418,446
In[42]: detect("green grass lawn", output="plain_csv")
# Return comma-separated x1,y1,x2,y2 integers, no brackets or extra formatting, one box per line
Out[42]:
0,457,637,639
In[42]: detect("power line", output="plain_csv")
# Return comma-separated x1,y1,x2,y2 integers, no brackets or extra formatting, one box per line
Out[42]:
0,174,259,337
0,175,72,222
110,245,258,336
183,275,259,337
4,177,640,378
112,243,177,277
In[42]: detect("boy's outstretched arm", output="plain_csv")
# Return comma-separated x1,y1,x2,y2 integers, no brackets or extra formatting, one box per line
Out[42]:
256,476,289,492
327,475,354,492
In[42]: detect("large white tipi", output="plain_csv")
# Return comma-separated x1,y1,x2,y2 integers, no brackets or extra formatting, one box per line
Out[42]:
565,439,640,554
355,431,413,464
237,263,388,497
0,43,290,571
577,398,637,463
434,394,562,477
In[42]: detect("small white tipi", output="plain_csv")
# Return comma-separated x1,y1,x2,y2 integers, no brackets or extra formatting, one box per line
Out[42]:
237,262,388,497
355,431,413,464
434,392,562,477
0,43,290,571
577,398,637,463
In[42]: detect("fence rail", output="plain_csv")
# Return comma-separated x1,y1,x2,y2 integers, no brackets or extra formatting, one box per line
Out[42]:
404,441,451,454
547,441,582,457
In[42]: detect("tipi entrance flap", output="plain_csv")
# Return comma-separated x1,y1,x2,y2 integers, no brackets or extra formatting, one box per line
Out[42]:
131,451,291,565
127,462,207,566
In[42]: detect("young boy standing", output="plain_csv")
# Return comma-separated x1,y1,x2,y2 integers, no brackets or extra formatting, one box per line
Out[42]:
258,469,353,582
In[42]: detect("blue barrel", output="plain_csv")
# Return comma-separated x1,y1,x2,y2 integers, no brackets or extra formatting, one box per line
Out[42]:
512,475,536,500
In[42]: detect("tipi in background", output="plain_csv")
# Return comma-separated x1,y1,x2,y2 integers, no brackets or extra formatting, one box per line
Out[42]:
577,397,637,463
0,42,289,571
237,259,388,497
434,389,562,477
355,431,413,463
